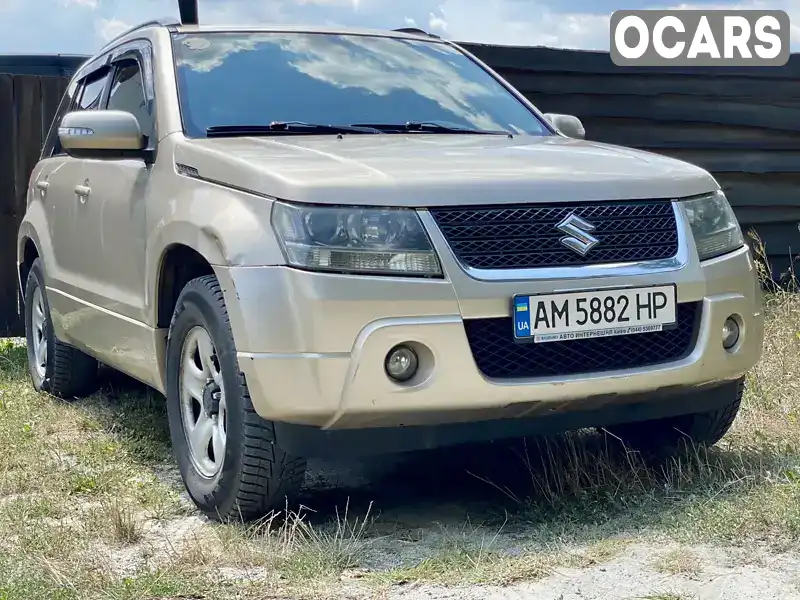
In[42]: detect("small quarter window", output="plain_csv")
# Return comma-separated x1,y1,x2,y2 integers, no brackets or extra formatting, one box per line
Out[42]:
41,79,78,158
76,70,109,111
41,66,109,159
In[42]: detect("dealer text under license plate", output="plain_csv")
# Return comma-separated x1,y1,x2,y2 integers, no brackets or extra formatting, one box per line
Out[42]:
513,285,677,343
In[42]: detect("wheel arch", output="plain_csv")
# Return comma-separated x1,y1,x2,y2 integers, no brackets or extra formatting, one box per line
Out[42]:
154,243,218,329
18,237,40,294
17,221,44,297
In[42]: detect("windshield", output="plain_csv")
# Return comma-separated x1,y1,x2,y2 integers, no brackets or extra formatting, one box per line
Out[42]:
171,32,552,138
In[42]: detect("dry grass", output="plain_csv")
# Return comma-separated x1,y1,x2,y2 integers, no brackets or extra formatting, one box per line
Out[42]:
371,523,557,586
1,242,800,597
640,593,696,600
577,539,631,566
651,548,703,577
104,500,144,544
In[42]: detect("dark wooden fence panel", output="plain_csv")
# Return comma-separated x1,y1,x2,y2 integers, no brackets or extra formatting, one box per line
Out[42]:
463,44,800,279
0,75,67,336
0,75,19,337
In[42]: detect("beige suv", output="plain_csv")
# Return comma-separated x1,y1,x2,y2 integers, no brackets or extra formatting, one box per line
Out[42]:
17,19,764,521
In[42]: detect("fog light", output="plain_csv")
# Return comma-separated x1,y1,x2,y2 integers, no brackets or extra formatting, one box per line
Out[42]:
722,317,740,350
385,345,418,382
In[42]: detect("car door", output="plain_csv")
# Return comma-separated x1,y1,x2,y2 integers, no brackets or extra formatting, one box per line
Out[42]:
34,69,112,336
61,46,156,381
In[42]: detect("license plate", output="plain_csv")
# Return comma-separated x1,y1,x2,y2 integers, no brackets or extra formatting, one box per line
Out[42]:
513,285,677,343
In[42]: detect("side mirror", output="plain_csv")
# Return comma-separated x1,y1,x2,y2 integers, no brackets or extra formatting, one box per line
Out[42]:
543,113,586,140
59,110,147,158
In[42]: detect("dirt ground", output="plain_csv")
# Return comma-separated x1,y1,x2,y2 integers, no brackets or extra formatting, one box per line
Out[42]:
118,451,800,600
138,446,800,600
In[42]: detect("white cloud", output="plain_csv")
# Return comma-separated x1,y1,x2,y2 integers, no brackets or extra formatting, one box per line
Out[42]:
427,0,797,50
428,10,448,34
295,0,360,8
174,35,259,72
96,17,132,42
434,0,611,49
60,0,98,7
0,0,796,54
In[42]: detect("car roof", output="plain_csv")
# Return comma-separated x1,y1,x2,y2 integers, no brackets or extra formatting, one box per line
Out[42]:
173,23,442,40
100,18,443,52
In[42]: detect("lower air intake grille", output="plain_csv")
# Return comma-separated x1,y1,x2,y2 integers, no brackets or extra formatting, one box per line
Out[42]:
463,302,701,379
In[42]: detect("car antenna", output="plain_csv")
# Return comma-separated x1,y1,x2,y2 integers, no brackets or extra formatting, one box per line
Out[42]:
178,0,199,25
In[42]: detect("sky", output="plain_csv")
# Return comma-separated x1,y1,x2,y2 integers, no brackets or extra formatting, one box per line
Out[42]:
0,0,797,55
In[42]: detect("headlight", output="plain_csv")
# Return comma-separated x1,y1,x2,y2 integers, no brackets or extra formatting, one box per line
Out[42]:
682,190,744,261
271,202,442,276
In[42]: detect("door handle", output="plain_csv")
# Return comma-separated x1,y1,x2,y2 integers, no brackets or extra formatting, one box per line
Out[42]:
35,180,49,198
74,184,91,202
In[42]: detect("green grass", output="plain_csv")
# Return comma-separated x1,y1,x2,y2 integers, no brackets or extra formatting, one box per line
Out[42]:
1,275,800,596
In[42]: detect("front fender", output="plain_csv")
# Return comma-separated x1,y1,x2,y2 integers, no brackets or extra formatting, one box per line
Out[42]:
145,180,286,327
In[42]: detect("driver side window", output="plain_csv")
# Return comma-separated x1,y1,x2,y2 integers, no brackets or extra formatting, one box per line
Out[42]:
106,59,153,139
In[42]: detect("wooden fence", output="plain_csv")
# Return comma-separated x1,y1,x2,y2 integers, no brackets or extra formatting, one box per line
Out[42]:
0,74,68,336
1,47,799,336
462,44,800,281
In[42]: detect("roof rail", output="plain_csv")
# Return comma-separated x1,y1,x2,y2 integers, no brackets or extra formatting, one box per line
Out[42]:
99,17,180,51
392,27,441,39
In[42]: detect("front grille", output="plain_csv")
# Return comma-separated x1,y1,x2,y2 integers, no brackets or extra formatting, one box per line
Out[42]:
464,302,700,379
429,201,678,270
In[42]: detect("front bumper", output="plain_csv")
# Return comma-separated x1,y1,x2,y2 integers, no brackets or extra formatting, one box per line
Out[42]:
214,209,764,432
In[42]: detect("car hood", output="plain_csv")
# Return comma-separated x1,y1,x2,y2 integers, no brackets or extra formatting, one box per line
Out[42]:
174,134,718,206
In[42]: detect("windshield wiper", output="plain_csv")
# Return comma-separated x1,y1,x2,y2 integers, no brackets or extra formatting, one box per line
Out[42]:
350,121,511,135
205,121,382,137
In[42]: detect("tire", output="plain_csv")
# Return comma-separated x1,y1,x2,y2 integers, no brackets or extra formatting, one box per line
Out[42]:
24,258,99,398
604,377,745,458
165,274,307,522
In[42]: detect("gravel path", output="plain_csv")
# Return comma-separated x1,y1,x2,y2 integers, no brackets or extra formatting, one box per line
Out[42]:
385,544,800,599
305,454,800,600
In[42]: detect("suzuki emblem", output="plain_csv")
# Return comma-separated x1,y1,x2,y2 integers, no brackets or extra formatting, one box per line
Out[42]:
556,213,600,256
